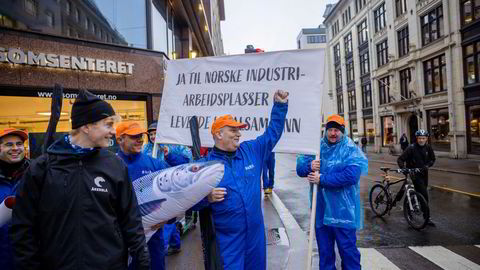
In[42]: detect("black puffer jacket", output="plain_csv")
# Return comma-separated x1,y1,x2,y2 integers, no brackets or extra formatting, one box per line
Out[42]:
397,142,436,173
11,138,150,270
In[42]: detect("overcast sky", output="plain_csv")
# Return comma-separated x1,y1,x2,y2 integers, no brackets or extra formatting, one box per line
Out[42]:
220,0,336,55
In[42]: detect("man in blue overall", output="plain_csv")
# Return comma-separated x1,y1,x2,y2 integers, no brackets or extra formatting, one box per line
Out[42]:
195,90,289,269
116,121,188,270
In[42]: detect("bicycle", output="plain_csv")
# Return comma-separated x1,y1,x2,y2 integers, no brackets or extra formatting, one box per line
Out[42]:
369,167,430,230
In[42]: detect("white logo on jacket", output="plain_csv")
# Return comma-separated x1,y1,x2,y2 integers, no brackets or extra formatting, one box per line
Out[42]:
245,164,255,170
91,176,108,193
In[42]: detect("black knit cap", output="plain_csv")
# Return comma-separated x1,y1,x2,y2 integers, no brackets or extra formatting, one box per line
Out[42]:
326,121,345,134
71,89,115,129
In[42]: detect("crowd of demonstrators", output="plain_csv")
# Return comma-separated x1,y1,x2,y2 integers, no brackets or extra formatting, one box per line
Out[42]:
296,114,368,270
397,129,436,226
262,152,275,194
194,90,289,269
11,90,150,270
0,128,30,270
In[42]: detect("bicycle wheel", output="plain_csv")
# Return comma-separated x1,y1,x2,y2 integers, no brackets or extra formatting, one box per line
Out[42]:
403,190,430,230
369,184,390,217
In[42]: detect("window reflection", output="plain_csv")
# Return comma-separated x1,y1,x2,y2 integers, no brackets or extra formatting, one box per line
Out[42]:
469,105,480,154
382,116,394,146
364,118,375,144
427,108,450,151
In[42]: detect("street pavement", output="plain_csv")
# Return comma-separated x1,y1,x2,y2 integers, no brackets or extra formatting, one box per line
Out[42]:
167,152,480,269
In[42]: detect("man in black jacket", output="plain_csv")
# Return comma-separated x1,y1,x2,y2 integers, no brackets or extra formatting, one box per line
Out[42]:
11,90,150,270
397,129,436,226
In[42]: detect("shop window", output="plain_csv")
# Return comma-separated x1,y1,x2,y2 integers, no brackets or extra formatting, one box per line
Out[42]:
468,105,480,154
463,41,480,85
364,118,375,144
381,116,395,146
427,108,450,152
0,95,147,159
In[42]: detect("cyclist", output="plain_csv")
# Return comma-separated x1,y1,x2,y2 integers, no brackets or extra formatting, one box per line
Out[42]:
397,129,436,226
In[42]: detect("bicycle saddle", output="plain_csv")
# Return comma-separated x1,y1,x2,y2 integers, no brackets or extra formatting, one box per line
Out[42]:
380,167,391,173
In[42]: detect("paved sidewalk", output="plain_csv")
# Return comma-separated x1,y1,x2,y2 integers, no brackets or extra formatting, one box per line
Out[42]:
367,151,480,176
367,151,480,197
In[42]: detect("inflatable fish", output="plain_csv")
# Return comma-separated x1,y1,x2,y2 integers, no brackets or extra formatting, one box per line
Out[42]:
0,196,16,227
133,160,224,241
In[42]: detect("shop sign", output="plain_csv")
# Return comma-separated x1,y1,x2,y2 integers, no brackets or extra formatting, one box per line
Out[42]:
0,47,134,75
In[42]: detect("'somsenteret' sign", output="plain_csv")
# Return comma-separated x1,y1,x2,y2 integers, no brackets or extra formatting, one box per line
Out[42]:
156,49,325,155
0,47,134,74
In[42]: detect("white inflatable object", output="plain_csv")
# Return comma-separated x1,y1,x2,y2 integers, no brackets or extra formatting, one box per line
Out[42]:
0,196,15,227
132,160,224,241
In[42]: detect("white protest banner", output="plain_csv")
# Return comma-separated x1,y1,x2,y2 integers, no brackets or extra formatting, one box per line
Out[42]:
156,49,324,155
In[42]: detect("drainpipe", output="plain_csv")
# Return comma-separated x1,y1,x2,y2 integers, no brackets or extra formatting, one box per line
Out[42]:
444,0,459,158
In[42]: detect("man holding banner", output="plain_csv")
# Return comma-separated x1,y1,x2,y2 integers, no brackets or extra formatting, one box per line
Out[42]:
297,114,368,270
194,90,288,269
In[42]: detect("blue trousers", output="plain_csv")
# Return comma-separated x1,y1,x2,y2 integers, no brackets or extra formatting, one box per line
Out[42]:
315,225,361,270
262,153,275,189
163,223,181,250
129,229,165,270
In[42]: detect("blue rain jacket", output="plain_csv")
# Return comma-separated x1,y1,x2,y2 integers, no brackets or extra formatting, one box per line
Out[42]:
142,143,192,164
296,132,368,230
0,175,17,270
195,102,288,269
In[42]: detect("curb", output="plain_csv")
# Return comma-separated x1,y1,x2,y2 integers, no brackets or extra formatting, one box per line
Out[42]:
268,191,309,270
369,159,480,177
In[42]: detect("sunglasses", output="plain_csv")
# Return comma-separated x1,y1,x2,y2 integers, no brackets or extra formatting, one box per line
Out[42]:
128,134,144,140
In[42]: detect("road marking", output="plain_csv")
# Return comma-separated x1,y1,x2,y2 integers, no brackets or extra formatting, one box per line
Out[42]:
476,245,480,249
409,245,480,269
431,185,480,198
359,248,401,270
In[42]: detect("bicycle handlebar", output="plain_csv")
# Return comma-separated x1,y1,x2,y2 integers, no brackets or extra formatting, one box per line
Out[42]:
389,168,425,174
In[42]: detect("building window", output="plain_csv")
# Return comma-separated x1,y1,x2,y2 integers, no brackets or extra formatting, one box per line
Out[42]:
382,116,395,146
348,88,356,111
333,43,341,63
379,76,391,104
376,39,389,67
307,35,322,43
427,108,450,151
397,26,409,57
335,67,342,89
463,41,480,85
364,118,375,144
357,19,368,45
332,20,340,37
374,2,386,33
461,0,480,26
346,60,355,83
421,5,444,46
395,0,407,17
342,6,352,26
45,11,54,27
75,8,80,22
468,105,480,154
356,0,367,13
362,83,372,108
399,68,411,100
344,32,353,56
424,54,446,94
359,50,370,76
65,1,71,15
337,92,344,114
85,17,89,30
24,0,38,17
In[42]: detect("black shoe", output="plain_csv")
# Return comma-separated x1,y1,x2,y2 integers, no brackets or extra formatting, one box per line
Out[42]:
167,246,181,255
427,219,436,226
